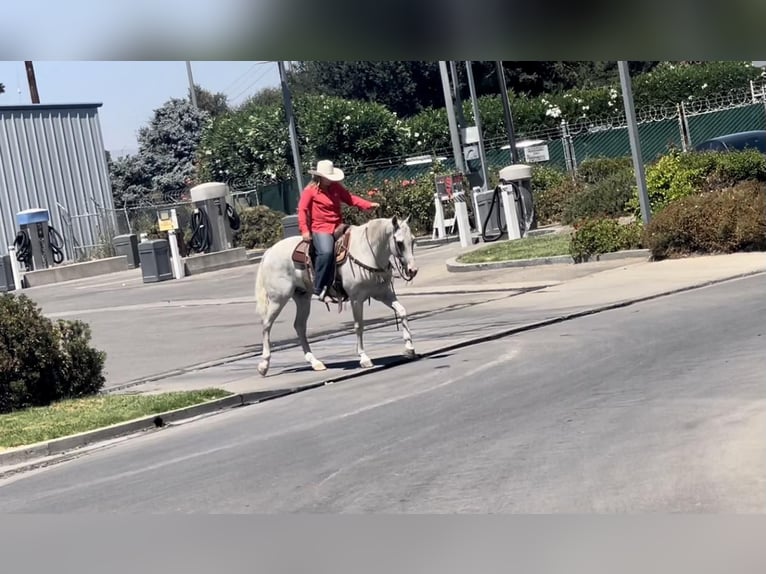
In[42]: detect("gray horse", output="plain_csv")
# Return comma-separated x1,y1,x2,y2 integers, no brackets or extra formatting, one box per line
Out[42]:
254,216,419,377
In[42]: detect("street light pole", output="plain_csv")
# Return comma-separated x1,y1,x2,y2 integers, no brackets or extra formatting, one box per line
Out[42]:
185,61,198,108
278,60,304,199
495,61,519,163
438,61,465,173
618,61,651,224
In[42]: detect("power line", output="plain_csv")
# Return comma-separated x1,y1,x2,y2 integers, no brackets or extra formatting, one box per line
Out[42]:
232,62,280,106
221,61,271,95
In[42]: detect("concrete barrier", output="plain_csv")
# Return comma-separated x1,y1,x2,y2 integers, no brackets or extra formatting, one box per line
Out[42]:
183,247,249,276
23,256,131,287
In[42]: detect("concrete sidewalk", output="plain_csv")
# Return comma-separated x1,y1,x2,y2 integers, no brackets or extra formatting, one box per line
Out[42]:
112,252,765,400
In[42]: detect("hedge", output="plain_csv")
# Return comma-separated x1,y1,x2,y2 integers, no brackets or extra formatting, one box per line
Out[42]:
0,294,106,414
643,181,766,259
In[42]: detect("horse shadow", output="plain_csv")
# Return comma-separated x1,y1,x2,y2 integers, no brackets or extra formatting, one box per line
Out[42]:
275,352,455,375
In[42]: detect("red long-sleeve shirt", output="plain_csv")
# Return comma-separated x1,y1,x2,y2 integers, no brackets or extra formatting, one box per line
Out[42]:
297,182,376,235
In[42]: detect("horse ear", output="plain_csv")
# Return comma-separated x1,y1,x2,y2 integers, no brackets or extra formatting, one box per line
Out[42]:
391,215,399,229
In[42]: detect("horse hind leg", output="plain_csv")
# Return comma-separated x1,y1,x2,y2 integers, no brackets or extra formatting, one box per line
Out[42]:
258,295,289,377
293,291,326,371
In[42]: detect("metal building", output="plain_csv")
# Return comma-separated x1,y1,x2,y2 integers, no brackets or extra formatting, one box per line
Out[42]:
0,102,116,260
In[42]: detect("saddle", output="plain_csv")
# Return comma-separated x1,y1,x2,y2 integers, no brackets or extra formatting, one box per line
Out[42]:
291,224,352,303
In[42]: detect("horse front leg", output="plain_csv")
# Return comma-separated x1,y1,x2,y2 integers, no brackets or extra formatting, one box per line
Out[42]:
351,298,374,369
376,289,416,359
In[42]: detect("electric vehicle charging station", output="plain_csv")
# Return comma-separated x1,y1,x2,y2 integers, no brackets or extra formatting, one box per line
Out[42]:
12,208,65,271
187,182,241,254
473,165,536,243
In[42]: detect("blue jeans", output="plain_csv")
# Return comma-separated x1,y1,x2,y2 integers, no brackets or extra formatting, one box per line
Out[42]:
312,232,335,295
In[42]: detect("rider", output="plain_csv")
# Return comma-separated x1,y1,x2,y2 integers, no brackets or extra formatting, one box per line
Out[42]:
298,159,379,301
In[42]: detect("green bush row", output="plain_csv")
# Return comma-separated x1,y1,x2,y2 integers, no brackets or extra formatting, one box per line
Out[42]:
0,294,106,414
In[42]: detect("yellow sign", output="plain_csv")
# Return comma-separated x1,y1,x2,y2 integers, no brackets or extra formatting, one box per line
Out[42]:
157,208,178,232
158,218,176,232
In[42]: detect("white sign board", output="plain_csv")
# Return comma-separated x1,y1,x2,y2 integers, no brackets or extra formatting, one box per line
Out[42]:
524,144,550,163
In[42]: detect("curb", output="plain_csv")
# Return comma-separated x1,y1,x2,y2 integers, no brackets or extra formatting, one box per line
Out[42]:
446,249,651,272
3,268,761,474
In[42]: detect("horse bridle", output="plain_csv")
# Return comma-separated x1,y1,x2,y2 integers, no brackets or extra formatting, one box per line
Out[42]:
349,227,415,282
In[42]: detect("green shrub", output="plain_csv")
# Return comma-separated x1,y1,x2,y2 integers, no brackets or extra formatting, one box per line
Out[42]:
563,168,637,224
233,205,284,249
535,176,583,225
569,218,644,263
0,294,106,414
635,148,766,216
343,176,443,237
576,156,634,185
643,180,766,259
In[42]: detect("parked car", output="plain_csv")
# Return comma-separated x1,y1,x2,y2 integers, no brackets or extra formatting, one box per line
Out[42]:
694,130,766,153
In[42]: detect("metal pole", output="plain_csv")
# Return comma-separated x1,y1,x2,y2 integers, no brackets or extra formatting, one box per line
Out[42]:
439,61,465,173
449,61,467,131
185,61,198,108
278,61,304,201
24,61,40,104
465,61,490,190
618,61,651,224
495,61,519,163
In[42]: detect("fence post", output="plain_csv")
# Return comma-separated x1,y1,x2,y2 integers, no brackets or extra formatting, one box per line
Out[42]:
677,103,690,151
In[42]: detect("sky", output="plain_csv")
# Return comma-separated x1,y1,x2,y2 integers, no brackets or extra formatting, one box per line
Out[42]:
0,61,280,157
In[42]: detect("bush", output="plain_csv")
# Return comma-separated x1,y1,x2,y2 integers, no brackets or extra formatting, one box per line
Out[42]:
343,177,440,238
233,206,284,249
643,181,766,259
0,294,106,414
535,176,583,225
563,168,637,224
636,148,766,215
569,218,644,263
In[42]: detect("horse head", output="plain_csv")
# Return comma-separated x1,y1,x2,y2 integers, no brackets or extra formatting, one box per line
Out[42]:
389,215,418,280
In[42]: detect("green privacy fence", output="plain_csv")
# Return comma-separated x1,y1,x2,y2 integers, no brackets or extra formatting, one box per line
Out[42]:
684,102,766,147
245,87,766,215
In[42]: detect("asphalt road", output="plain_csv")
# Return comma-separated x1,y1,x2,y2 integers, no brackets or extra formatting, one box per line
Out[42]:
20,241,633,387
2,274,762,512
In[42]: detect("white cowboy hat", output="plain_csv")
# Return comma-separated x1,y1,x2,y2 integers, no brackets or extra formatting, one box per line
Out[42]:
309,159,345,182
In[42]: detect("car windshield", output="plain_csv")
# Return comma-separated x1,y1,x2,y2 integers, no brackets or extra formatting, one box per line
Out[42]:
726,134,766,152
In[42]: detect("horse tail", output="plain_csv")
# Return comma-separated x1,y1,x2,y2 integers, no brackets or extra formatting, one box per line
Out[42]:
254,251,270,319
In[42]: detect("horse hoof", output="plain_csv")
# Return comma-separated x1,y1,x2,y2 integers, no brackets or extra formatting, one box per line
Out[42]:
403,349,417,359
257,361,269,377
360,359,374,369
311,361,327,371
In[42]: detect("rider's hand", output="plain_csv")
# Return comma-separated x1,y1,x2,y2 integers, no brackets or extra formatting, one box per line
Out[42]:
369,202,380,209
302,232,311,242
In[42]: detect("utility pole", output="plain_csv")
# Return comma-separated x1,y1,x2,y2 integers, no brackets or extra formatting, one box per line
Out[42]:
495,61,519,163
618,61,651,224
185,61,198,108
438,61,465,173
278,61,304,198
465,61,490,190
24,61,40,104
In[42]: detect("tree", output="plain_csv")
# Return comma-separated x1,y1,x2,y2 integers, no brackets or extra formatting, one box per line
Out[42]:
288,61,444,117
109,98,211,206
189,84,230,118
287,61,663,118
237,87,282,110
0,82,5,95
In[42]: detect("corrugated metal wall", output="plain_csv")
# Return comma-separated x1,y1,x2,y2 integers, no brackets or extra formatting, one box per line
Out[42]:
0,103,115,258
